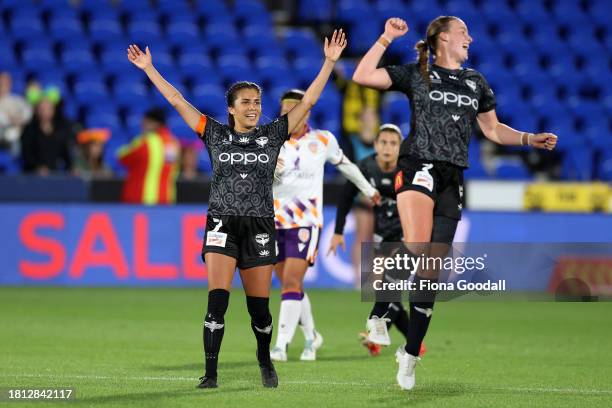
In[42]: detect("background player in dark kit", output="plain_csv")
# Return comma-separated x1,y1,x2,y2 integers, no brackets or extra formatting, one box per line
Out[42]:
328,124,424,357
352,17,558,390
126,29,347,389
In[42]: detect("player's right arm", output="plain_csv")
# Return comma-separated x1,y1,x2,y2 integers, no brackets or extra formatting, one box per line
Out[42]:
352,18,409,90
127,45,202,132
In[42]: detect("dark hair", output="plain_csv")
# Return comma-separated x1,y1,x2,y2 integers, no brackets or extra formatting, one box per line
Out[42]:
144,107,166,125
226,81,262,129
415,16,459,83
280,89,305,102
376,123,403,141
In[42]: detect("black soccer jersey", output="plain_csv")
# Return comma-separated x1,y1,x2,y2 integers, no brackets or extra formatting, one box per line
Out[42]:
385,63,496,168
199,115,289,217
335,154,402,241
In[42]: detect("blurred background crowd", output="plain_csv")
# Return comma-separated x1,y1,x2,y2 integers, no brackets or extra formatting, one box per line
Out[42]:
1,0,610,203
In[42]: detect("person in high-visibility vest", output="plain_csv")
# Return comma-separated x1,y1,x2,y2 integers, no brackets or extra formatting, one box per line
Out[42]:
118,108,180,204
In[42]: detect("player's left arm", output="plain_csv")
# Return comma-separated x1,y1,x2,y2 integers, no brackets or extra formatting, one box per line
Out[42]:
477,109,558,150
286,29,347,134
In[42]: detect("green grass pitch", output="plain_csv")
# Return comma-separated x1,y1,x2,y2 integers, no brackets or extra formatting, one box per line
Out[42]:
1,288,611,407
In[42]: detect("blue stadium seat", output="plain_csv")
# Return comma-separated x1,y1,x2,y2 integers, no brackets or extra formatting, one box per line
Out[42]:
166,21,200,46
195,0,230,21
127,21,163,46
85,106,121,130
157,0,191,19
100,49,133,76
178,53,215,80
61,49,97,74
281,29,321,60
337,0,372,24
113,81,148,109
49,15,84,42
255,57,291,85
218,55,258,84
243,25,278,54
596,148,612,180
494,158,532,180
191,84,227,118
10,15,45,41
233,0,271,23
73,79,110,106
205,23,240,51
88,17,123,42
515,0,551,25
298,0,333,22
21,46,57,72
561,146,593,180
78,0,116,16
293,57,321,86
118,0,154,15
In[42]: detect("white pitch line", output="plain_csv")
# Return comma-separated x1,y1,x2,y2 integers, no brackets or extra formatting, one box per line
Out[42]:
2,373,612,395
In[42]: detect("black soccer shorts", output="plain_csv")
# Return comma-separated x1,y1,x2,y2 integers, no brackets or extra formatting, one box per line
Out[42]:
202,215,277,269
394,155,464,220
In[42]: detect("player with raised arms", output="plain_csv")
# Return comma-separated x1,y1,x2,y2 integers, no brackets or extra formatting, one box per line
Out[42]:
127,28,348,389
352,17,557,390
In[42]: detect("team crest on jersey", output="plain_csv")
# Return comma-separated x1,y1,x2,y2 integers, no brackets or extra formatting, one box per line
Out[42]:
465,79,477,93
255,136,268,147
238,136,250,144
298,228,310,243
255,233,270,246
308,141,318,154
381,178,391,185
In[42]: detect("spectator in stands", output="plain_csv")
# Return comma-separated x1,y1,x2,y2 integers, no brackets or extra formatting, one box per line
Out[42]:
179,138,202,180
118,108,180,205
0,72,32,156
20,97,74,175
74,128,112,179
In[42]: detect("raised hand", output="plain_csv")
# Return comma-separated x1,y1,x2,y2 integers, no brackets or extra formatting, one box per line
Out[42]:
324,29,347,62
127,44,152,70
384,17,409,40
530,133,558,150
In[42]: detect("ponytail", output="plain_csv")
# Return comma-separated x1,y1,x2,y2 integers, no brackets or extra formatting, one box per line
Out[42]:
415,39,430,83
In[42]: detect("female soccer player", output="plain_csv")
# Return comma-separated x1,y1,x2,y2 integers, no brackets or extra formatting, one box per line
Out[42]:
127,29,347,389
328,124,424,357
271,89,379,362
352,17,557,390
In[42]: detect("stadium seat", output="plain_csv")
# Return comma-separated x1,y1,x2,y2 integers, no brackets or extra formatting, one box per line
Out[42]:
298,0,333,22
561,146,593,180
88,17,124,42
293,57,322,87
73,79,110,107
49,15,84,42
494,158,532,180
191,84,227,117
596,148,612,180
61,49,97,74
10,14,45,41
157,0,191,19
178,53,215,80
166,21,200,46
21,46,57,72
281,29,321,60
127,20,163,46
113,81,148,109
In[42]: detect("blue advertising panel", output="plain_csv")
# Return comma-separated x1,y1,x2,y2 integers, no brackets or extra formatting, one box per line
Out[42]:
0,204,610,287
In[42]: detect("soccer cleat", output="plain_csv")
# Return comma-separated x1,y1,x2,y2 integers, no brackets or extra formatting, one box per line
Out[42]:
366,316,391,346
419,342,427,357
300,340,316,361
270,346,287,362
196,376,218,388
395,346,419,390
358,332,382,356
312,330,324,350
259,362,279,388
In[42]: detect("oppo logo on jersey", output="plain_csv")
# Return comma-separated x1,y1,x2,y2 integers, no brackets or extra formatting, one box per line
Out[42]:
218,152,270,165
429,90,479,110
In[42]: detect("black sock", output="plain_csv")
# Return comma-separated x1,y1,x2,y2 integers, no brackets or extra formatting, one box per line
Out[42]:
203,289,230,379
369,302,390,320
392,302,411,341
246,296,273,365
405,275,437,357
